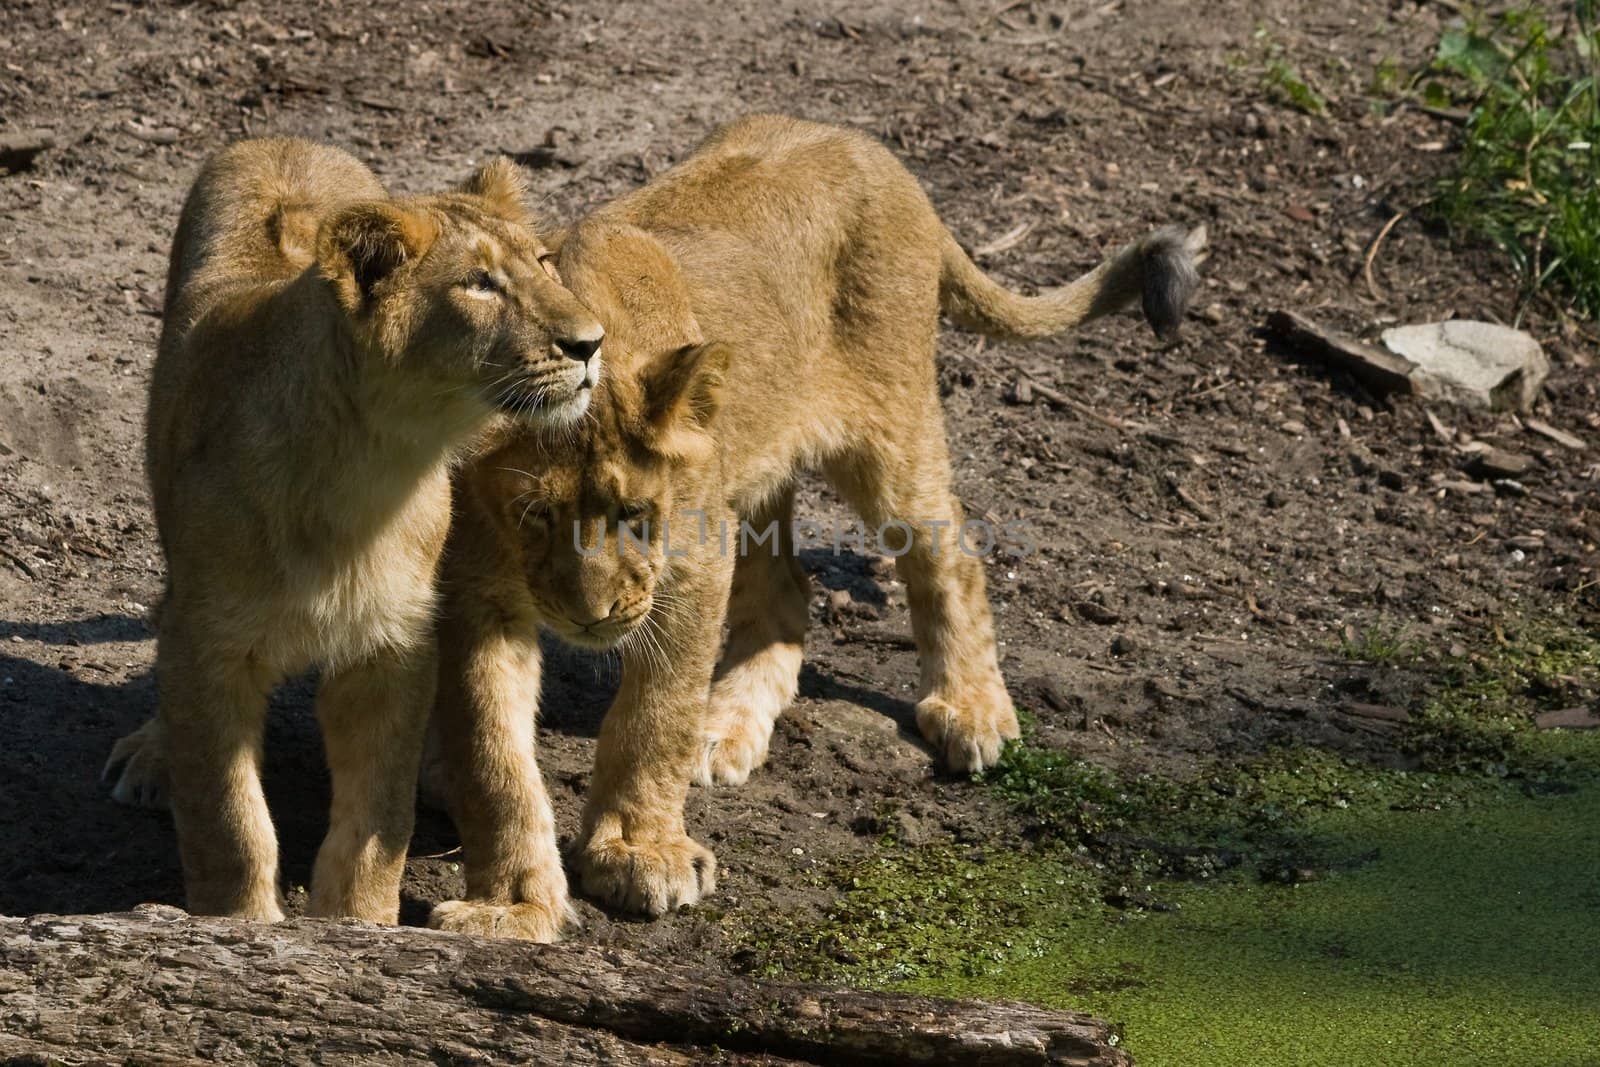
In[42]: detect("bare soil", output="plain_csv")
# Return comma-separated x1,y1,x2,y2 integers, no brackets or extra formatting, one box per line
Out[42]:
1,0,1596,974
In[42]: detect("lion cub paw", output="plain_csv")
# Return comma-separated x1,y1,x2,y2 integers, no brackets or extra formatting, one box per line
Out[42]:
916,693,1020,774
573,830,716,917
103,718,170,809
694,713,775,787
428,897,578,942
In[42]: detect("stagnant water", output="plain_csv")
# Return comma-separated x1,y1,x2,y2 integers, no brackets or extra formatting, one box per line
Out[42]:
754,733,1600,1066
920,777,1600,1065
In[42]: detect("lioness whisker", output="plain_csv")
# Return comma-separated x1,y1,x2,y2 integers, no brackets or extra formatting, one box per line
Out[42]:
132,135,605,927
433,113,1204,924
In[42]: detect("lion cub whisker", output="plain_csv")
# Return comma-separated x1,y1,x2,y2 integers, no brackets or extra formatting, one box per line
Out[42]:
430,114,1207,934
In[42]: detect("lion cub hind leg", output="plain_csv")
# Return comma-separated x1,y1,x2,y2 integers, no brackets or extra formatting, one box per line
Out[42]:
429,613,572,943
698,489,810,787
104,716,171,810
307,645,434,924
824,430,1020,775
899,521,1019,773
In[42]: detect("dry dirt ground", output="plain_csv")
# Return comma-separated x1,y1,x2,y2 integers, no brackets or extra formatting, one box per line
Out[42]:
1,0,1596,972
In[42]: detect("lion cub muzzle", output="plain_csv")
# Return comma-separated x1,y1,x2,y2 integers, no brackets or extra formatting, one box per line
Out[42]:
562,590,652,647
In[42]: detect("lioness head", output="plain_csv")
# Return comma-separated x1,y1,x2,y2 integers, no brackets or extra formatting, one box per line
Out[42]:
316,159,604,425
483,341,729,649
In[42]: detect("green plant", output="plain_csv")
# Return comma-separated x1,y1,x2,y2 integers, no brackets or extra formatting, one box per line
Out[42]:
1370,54,1404,97
1265,58,1329,115
1427,3,1600,319
1405,620,1600,774
1338,623,1424,664
1246,25,1331,115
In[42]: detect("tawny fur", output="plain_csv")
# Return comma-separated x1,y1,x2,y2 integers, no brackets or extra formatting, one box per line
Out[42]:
431,114,1208,936
102,138,604,924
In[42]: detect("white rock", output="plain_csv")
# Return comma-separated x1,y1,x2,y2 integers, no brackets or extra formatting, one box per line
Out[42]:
1381,320,1548,412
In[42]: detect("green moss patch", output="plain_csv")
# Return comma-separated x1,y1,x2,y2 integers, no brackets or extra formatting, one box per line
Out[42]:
738,620,1600,1064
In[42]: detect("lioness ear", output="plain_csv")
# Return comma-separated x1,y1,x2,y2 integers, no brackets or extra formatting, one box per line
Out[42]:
640,342,730,460
459,157,530,221
317,201,433,313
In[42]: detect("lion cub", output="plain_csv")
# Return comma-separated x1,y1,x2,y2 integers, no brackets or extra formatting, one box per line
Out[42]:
432,114,1206,934
103,138,604,923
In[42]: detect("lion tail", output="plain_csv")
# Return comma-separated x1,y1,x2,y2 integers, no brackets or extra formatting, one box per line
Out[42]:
938,223,1208,342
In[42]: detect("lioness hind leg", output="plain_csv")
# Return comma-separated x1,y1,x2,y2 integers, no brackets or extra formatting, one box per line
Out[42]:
698,487,810,787
429,611,571,943
824,427,1019,775
105,716,170,809
158,630,284,920
308,644,434,924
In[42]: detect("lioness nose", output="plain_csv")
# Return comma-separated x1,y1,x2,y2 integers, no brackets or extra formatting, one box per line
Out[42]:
555,334,602,362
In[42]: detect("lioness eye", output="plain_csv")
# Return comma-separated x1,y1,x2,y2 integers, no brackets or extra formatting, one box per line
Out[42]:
619,502,650,523
466,269,501,293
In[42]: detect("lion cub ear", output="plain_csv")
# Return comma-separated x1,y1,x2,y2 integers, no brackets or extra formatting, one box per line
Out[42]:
316,201,434,314
640,342,730,461
459,157,531,221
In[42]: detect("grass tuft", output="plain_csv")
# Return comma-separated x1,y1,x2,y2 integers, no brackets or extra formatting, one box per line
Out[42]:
1338,623,1424,664
1249,25,1331,116
1425,3,1600,319
1264,58,1329,115
1407,620,1600,774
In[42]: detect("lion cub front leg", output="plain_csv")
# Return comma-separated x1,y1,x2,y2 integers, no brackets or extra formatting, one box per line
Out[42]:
158,624,284,920
307,644,434,923
573,565,729,916
429,615,573,942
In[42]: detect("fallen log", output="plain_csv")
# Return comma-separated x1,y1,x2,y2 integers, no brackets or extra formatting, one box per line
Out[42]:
1265,309,1425,399
0,906,1131,1066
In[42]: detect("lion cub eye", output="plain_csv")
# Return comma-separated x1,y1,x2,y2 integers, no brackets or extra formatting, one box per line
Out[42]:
465,269,502,294
618,501,651,523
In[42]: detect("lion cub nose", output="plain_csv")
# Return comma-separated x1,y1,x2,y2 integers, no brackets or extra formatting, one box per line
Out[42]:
554,333,603,362
573,597,627,630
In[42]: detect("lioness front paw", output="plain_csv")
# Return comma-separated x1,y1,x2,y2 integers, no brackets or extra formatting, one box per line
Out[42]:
573,829,716,916
694,712,775,787
103,718,170,809
429,896,577,942
916,693,1020,774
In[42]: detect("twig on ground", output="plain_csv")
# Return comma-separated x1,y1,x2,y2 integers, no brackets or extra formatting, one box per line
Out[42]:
0,546,38,579
1524,417,1587,451
1021,377,1150,433
1363,210,1408,302
974,221,1035,257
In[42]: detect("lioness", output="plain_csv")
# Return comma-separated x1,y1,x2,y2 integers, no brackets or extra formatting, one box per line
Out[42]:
429,114,1207,936
103,138,604,923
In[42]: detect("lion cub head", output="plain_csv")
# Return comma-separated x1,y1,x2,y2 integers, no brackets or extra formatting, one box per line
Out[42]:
470,220,729,648
316,159,605,425
486,340,729,649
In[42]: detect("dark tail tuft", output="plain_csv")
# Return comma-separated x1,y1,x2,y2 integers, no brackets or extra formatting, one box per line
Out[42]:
1139,224,1208,341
